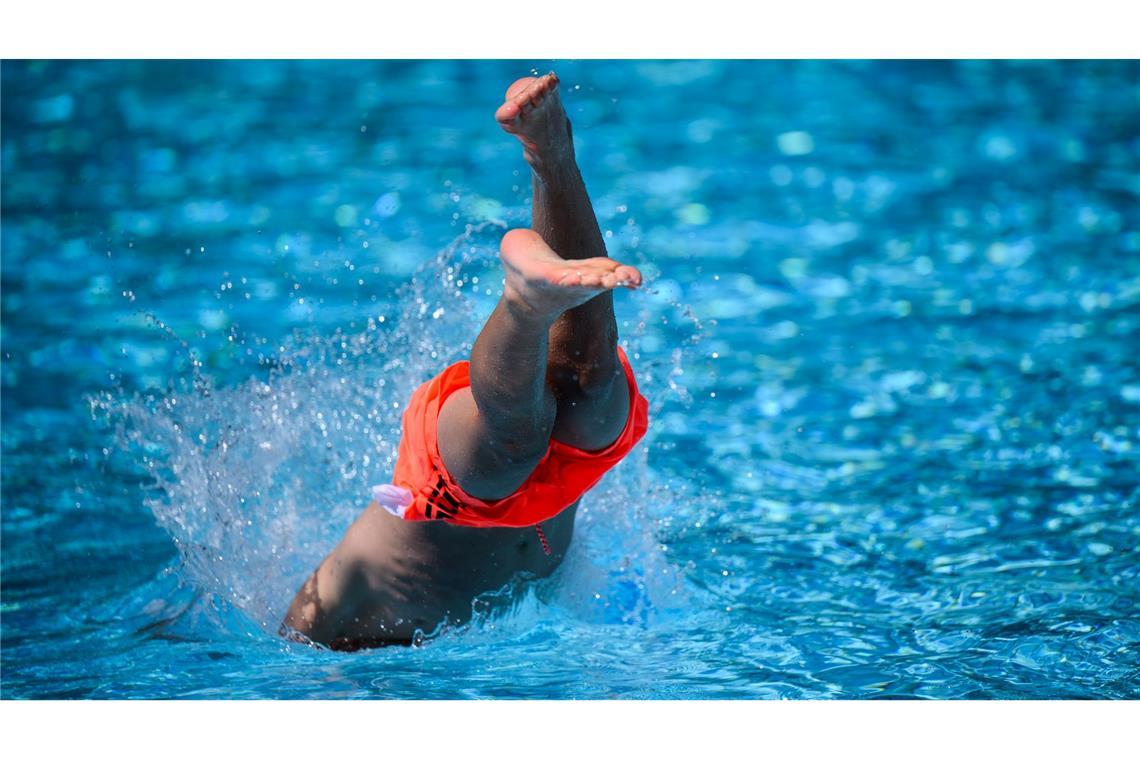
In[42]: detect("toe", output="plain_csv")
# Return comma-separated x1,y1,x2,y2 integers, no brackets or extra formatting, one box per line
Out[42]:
614,265,642,287
577,269,604,288
495,99,523,125
515,73,558,107
535,72,559,95
505,76,539,99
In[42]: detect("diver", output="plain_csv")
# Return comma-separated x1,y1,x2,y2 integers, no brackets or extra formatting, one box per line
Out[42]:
283,72,649,650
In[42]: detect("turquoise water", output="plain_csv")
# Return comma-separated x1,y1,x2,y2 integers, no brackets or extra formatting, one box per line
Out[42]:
2,60,1138,698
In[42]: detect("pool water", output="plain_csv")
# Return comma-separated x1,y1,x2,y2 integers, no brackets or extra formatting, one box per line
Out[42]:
2,60,1138,699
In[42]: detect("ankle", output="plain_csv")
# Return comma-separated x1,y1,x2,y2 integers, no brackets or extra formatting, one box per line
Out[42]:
527,145,577,184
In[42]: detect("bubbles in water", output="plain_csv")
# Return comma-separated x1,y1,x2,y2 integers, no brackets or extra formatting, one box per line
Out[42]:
97,221,706,642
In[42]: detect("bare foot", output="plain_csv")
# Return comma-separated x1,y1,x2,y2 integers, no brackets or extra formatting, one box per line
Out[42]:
495,72,573,171
500,229,641,320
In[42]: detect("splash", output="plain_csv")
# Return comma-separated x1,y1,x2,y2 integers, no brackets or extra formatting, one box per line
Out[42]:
95,222,706,643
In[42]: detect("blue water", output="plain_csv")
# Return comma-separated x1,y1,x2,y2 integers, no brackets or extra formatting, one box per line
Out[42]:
2,60,1138,699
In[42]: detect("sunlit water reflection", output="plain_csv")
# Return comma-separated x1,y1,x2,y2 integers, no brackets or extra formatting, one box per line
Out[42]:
2,60,1137,698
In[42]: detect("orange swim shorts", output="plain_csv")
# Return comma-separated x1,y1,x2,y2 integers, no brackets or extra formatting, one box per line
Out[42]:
387,346,648,528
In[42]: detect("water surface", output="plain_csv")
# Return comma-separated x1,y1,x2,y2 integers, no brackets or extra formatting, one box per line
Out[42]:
2,60,1138,698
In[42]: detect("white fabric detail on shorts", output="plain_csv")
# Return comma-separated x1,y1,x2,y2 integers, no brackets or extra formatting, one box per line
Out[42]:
372,484,413,518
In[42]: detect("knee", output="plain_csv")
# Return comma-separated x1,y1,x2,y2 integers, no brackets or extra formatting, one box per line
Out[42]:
491,437,549,473
474,422,551,485
483,398,557,464
571,354,624,399
547,327,623,399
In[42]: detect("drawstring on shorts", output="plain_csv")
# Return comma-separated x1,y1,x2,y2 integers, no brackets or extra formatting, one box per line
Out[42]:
535,525,552,556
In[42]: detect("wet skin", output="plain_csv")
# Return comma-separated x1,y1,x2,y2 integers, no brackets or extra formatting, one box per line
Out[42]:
284,73,639,649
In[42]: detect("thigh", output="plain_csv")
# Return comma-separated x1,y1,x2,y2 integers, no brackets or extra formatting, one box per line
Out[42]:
436,387,550,501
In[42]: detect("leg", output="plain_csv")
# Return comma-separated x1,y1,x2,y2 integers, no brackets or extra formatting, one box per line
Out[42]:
436,229,642,500
435,288,557,502
496,73,630,452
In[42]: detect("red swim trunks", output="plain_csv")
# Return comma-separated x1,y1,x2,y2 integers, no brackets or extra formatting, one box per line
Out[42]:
388,346,648,528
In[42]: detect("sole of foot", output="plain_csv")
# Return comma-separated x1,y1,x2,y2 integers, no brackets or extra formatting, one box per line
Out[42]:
500,229,642,319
